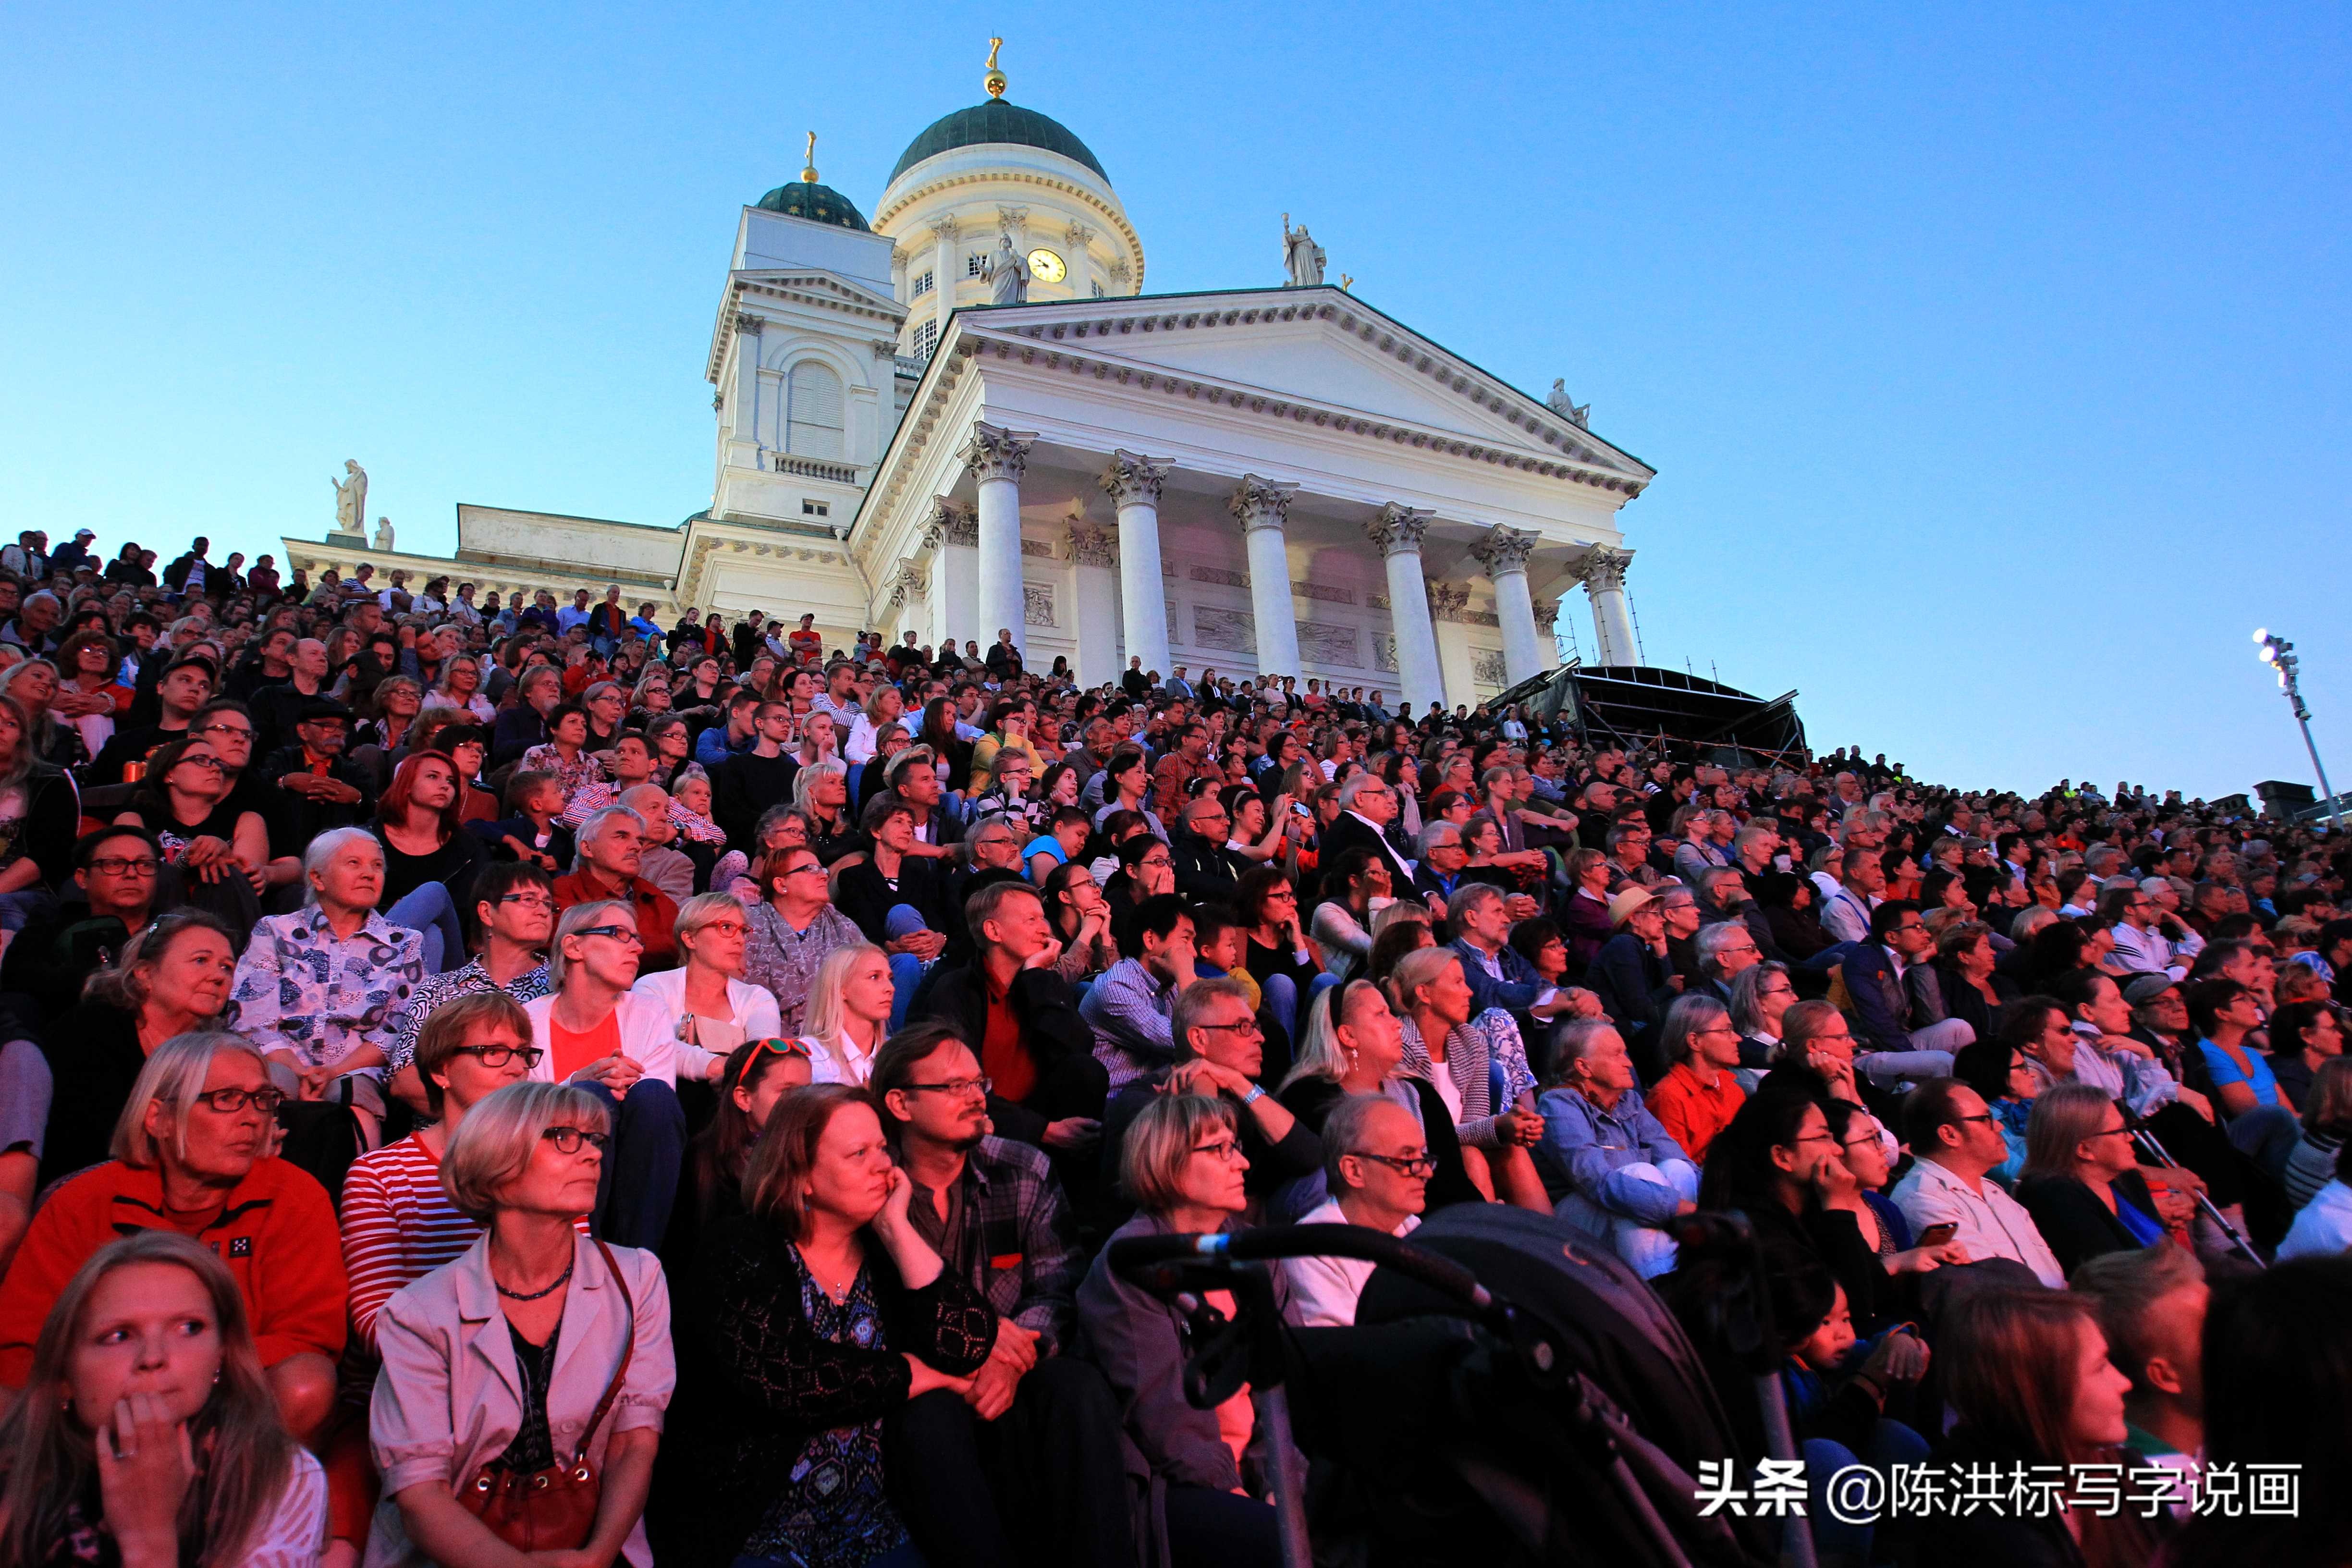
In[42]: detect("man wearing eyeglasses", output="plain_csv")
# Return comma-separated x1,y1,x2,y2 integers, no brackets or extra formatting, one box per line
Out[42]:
1839,900,1971,1091
384,862,558,1114
1279,1094,1427,1328
553,805,679,972
1890,1078,2065,1287
0,825,169,1022
869,1022,1136,1563
1319,772,1416,889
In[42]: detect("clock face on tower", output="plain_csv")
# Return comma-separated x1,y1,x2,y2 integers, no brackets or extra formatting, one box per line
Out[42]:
1026,248,1066,283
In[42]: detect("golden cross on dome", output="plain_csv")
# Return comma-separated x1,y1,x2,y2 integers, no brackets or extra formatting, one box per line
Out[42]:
801,131,819,184
984,37,1007,98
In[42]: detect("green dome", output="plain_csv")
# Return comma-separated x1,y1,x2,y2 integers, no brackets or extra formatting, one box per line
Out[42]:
889,100,1107,184
753,180,870,232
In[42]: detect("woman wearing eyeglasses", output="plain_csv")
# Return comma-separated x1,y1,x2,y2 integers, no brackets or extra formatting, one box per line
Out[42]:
0,1033,346,1449
679,1082,995,1568
112,733,267,885
2014,1082,2179,1277
367,1080,673,1568
629,892,784,1064
1078,1093,1285,1568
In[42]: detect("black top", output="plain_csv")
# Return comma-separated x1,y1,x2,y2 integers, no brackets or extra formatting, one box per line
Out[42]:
710,750,799,855
2014,1168,2162,1278
679,1213,995,1559
119,796,256,867
834,854,948,947
38,1001,147,1188
494,1322,562,1472
1279,1074,1481,1211
371,823,486,910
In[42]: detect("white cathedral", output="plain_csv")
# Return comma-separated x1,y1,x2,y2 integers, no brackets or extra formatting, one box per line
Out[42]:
289,45,1656,716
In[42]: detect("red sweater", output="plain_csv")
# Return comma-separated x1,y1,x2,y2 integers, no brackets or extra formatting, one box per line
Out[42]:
0,1158,347,1383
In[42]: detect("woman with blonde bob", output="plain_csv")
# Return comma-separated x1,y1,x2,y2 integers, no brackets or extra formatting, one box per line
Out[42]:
794,939,894,1087
0,1229,328,1567
676,1082,995,1565
627,891,784,1060
367,1081,673,1568
1387,944,1549,1211
1078,1092,1285,1567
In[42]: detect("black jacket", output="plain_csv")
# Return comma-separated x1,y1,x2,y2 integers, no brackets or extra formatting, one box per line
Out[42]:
1168,828,1240,905
910,962,1094,1145
1315,808,1416,899
2014,1169,2161,1278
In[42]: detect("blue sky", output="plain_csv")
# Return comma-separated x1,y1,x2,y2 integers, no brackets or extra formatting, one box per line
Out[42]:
3,3,2345,798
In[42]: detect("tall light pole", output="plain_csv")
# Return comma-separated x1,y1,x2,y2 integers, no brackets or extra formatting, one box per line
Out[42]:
2255,629,2342,827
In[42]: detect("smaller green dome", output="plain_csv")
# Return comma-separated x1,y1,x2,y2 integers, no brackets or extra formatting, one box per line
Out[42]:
753,180,871,232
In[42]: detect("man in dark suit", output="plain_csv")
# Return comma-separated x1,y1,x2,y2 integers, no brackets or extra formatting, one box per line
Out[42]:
1318,772,1415,896
1842,899,1974,1089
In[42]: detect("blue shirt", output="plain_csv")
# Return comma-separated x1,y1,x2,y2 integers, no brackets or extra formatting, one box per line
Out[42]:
2196,1036,2284,1107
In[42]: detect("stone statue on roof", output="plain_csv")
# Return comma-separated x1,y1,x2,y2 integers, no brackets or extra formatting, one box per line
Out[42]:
331,459,368,536
1282,214,1325,287
982,232,1029,305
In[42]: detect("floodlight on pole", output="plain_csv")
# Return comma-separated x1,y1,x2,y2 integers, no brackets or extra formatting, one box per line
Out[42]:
2254,630,2342,828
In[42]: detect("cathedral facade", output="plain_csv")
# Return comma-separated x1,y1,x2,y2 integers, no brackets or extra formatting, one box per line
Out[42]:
288,48,1654,713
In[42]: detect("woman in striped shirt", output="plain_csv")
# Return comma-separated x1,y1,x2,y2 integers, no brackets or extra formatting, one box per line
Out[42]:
326,990,541,1561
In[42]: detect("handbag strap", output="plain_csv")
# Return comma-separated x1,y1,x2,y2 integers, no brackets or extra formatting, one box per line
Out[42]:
568,1238,636,1465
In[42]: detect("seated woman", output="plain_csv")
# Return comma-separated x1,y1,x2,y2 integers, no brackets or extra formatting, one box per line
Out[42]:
1388,945,1548,1211
111,732,267,933
2186,976,2302,1179
1727,959,1798,1078
676,1037,813,1248
370,750,484,971
367,1081,672,1568
1041,858,1120,984
1236,864,1335,1057
792,941,894,1088
1925,1289,2163,1568
1278,979,1480,1211
1814,1100,1962,1294
628,892,784,1064
2282,1055,2352,1211
1221,785,1296,871
681,1083,996,1568
0,1229,328,1567
2015,1082,2178,1276
0,1033,344,1445
1080,1093,1284,1568
41,908,237,1186
1307,847,1392,985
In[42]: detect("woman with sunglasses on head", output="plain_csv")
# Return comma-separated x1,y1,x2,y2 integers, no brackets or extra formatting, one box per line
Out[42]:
112,733,267,887
0,1033,346,1448
0,1229,328,1568
367,1080,673,1568
679,1082,996,1568
1079,1092,1285,1567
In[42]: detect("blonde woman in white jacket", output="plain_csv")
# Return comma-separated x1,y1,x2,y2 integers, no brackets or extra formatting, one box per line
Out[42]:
627,891,784,1061
520,900,723,1247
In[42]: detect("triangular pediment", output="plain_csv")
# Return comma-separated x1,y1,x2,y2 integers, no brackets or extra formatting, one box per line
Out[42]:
962,287,1651,480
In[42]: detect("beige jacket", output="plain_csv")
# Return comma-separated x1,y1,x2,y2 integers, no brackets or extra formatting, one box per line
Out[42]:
364,1232,674,1567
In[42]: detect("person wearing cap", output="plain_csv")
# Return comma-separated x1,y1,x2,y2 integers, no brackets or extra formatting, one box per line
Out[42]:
47,527,95,577
1586,883,1681,1062
261,698,376,849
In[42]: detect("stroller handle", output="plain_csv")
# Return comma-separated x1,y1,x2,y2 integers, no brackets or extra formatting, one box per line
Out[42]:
1107,1224,1511,1334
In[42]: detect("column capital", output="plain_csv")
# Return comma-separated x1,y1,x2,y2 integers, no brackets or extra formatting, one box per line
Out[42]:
1574,544,1632,592
1531,597,1560,629
959,422,1036,485
1228,474,1298,534
1427,582,1472,623
1065,219,1096,251
1067,522,1118,569
1101,449,1172,507
1367,502,1434,557
887,562,929,609
734,314,764,336
929,213,961,240
1470,525,1538,577
924,497,978,550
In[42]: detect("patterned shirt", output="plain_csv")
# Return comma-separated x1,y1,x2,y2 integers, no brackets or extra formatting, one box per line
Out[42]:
742,901,866,1035
229,906,424,1073
386,956,552,1073
1397,1007,1533,1150
520,742,607,802
556,780,728,845
903,1136,1080,1352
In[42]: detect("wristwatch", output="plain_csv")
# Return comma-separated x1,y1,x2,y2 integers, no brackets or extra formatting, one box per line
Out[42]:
1242,1083,1266,1105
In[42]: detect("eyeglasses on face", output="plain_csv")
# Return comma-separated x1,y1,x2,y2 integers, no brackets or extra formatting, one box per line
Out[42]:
1190,1139,1246,1164
496,893,556,911
194,1085,287,1114
541,1126,610,1154
194,722,252,740
1194,1019,1263,1039
573,924,644,948
89,856,160,876
900,1075,992,1099
454,1043,545,1069
1351,1151,1435,1177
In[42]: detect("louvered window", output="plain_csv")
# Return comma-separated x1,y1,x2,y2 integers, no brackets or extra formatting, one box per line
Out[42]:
784,362,844,459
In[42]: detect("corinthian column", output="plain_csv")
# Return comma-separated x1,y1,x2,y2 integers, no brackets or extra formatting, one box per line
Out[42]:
928,214,959,342
1580,545,1636,667
923,498,980,651
959,423,1034,655
1368,503,1445,713
1066,521,1122,687
1229,476,1301,684
1101,450,1173,679
1471,526,1545,685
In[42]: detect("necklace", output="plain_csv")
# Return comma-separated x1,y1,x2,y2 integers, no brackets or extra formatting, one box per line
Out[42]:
796,1243,860,1301
493,1255,575,1301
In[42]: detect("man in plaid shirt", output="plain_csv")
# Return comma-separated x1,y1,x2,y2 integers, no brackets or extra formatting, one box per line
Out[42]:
871,1022,1132,1565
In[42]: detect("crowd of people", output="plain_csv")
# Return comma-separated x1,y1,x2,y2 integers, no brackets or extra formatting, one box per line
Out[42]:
0,528,2345,1567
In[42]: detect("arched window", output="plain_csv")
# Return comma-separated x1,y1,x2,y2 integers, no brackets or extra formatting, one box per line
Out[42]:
784,361,845,459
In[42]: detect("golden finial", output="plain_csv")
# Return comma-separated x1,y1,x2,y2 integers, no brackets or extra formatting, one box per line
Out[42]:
800,131,819,184
984,37,1007,98
1341,274,1354,292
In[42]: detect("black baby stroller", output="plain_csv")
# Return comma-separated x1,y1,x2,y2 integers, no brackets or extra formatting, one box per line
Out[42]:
1106,1202,1776,1568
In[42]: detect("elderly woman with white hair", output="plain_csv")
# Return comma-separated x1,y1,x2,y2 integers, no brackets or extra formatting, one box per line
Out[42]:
227,826,429,1149
367,1081,673,1567
522,900,726,1247
0,1032,346,1445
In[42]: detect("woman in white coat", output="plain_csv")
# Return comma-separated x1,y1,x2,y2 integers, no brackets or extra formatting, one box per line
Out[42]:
626,892,783,1063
